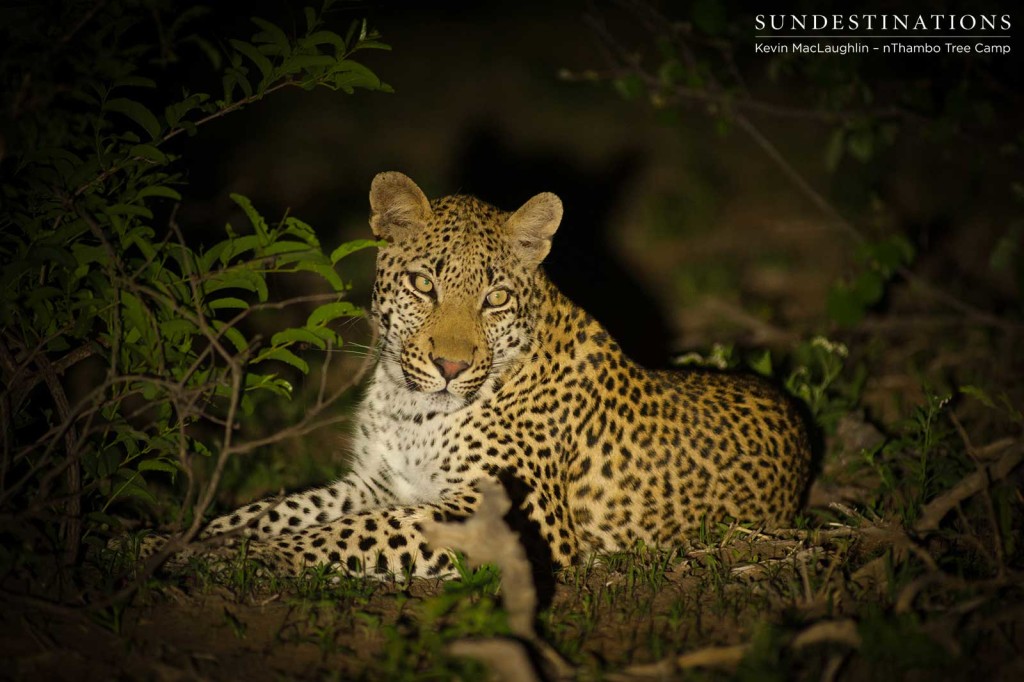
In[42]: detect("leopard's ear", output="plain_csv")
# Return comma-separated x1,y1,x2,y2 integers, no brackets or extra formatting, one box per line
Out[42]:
369,172,432,241
505,192,563,267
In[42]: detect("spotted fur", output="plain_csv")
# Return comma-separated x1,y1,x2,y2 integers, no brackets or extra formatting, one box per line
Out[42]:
181,172,811,578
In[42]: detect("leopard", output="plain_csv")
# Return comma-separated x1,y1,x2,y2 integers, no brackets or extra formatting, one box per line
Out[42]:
154,171,811,579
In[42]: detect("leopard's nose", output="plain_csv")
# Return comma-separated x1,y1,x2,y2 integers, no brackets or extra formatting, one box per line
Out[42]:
431,356,471,381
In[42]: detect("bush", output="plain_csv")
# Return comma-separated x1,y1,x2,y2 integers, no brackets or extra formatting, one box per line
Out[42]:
0,0,389,586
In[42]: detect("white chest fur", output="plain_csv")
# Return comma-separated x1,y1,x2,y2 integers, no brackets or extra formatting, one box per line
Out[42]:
349,371,471,505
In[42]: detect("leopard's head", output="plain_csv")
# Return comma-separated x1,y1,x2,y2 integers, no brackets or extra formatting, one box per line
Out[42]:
368,171,562,412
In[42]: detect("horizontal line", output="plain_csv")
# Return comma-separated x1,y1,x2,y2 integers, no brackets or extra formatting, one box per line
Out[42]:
756,35,1011,39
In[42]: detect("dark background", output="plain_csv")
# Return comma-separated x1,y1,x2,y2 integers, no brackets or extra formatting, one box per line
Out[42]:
161,0,1023,370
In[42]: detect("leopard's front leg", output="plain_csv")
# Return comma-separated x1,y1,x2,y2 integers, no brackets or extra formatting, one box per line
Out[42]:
257,485,484,579
126,469,395,562
201,468,398,542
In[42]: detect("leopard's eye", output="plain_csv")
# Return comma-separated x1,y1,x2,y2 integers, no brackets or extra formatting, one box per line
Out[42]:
484,289,511,308
409,273,434,296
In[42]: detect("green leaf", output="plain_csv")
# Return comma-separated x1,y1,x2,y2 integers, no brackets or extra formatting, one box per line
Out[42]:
303,30,346,54
130,144,167,164
213,320,249,353
161,319,198,336
283,216,320,246
104,98,162,140
113,76,157,90
139,459,179,475
72,243,110,269
271,327,327,349
308,325,342,347
165,93,209,127
353,40,390,51
111,469,157,504
329,60,388,92
205,268,268,302
691,0,727,35
989,226,1021,273
279,54,337,75
847,129,874,162
296,261,345,291
25,286,61,309
106,203,154,219
851,271,884,306
307,301,361,326
121,291,154,345
657,58,685,87
251,17,291,57
613,75,645,101
866,235,915,274
257,347,309,373
218,235,263,265
959,385,996,409
136,185,182,202
230,193,270,244
748,350,773,377
262,241,314,257
229,38,274,83
826,284,865,327
245,372,294,398
209,297,250,311
330,238,385,264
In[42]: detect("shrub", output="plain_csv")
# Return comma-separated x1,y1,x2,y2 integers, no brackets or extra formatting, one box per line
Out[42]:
0,0,390,585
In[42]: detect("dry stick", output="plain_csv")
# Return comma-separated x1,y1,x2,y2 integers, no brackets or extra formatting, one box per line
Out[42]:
605,644,750,680
914,441,1024,534
69,81,298,205
790,619,862,650
421,480,575,681
608,619,861,680
949,412,1009,573
1,340,97,414
36,354,82,567
850,442,1023,591
422,480,537,638
59,0,107,44
0,341,18,492
700,296,797,344
429,487,870,680
446,640,542,682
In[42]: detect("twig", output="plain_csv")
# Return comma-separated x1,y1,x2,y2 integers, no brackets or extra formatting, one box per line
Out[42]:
949,412,1008,573
445,640,541,682
606,644,750,679
35,354,82,567
915,441,1023,533
71,81,297,201
60,0,108,44
586,1,1022,332
698,296,797,344
422,480,536,638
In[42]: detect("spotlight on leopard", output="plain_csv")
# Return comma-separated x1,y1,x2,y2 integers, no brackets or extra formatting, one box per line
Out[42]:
140,171,812,579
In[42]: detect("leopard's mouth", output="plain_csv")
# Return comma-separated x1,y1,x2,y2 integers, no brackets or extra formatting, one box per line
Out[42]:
397,364,474,401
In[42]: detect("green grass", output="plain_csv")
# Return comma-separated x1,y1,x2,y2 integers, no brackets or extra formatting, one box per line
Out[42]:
12,326,1023,681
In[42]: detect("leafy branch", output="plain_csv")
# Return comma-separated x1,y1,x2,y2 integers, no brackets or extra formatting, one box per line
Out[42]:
0,1,391,596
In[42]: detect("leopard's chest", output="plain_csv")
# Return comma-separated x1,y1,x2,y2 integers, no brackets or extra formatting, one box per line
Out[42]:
352,379,480,504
